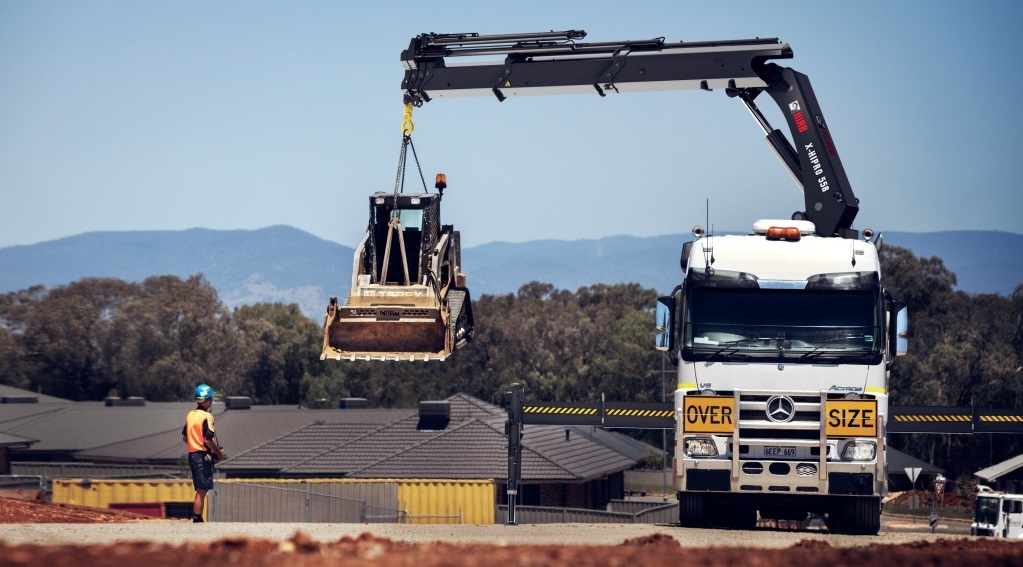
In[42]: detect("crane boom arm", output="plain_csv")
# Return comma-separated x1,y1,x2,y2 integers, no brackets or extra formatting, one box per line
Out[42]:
401,30,858,238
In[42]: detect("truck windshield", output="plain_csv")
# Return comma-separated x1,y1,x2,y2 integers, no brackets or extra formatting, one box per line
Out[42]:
683,287,880,359
975,496,1000,525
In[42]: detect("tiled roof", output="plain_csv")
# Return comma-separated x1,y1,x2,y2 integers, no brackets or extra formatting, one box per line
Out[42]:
4,391,650,483
0,431,37,448
222,395,643,482
76,406,413,464
224,422,384,472
0,402,210,452
0,384,71,404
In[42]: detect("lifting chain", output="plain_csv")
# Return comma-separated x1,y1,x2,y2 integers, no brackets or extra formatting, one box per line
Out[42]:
392,103,430,211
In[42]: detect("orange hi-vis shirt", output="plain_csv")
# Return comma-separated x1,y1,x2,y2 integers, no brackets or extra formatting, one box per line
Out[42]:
184,407,216,453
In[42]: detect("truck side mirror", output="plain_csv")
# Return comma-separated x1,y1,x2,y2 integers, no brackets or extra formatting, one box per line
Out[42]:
655,296,675,352
888,300,908,357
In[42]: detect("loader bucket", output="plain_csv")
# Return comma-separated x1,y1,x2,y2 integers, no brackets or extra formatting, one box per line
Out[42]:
321,297,451,361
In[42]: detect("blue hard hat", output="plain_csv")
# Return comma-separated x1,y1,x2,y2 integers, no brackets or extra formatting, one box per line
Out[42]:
195,383,216,400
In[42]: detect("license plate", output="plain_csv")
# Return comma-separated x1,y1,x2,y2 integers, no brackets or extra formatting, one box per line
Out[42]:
765,446,796,457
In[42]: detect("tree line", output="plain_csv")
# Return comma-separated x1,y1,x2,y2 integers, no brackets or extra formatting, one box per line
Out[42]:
1,245,1021,480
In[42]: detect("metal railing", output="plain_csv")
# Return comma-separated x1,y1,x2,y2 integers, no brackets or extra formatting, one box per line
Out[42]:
0,475,45,492
497,502,677,525
209,481,409,523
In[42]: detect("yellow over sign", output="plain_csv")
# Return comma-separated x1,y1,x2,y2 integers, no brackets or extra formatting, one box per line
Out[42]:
826,399,878,437
682,396,735,433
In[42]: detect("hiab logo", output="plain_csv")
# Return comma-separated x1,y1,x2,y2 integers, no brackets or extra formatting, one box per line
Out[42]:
789,101,801,112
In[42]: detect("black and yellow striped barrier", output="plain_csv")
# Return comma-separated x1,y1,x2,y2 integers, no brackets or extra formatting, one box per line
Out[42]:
889,406,1023,434
604,403,674,429
522,403,602,426
888,406,973,433
521,401,673,428
975,410,1023,433
520,402,1023,433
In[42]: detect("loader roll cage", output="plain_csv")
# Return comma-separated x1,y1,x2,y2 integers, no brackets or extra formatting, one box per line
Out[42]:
401,30,859,239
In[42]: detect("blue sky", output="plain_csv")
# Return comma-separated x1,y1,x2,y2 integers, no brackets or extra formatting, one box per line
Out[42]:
2,1,1021,250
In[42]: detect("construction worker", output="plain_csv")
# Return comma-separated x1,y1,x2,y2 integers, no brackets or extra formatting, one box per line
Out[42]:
182,383,226,523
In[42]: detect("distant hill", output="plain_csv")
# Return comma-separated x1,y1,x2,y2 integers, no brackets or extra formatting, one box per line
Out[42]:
1,227,1020,319
0,226,351,319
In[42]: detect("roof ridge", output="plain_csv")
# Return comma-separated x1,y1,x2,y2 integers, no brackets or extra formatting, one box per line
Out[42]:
285,421,391,469
1,406,70,430
226,420,331,462
475,420,578,479
346,418,488,475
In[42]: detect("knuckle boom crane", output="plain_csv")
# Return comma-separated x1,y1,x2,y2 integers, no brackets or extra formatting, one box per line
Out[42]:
402,30,908,535
401,30,858,238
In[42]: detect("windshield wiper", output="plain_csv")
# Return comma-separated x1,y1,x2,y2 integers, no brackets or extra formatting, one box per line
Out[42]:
704,338,774,359
797,335,865,361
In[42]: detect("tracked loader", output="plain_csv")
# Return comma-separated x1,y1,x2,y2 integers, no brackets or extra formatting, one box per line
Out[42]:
321,176,474,361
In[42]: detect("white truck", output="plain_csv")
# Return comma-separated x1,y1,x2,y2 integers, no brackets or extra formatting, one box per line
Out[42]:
972,492,1023,538
656,219,907,535
401,30,908,534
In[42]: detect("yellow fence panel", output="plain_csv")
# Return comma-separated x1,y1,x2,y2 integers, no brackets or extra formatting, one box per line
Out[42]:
52,479,194,511
397,479,495,524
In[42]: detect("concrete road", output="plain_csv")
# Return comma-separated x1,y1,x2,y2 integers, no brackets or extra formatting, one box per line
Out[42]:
0,517,974,548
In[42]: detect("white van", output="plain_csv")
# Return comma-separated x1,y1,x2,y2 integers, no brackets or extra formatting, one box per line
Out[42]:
972,493,1023,538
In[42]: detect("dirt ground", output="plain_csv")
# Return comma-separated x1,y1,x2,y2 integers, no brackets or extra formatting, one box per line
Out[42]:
1,496,1022,567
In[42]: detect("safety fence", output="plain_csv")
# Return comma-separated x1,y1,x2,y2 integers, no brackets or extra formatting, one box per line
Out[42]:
496,501,677,525
0,474,45,493
51,478,494,523
209,480,409,523
12,462,185,484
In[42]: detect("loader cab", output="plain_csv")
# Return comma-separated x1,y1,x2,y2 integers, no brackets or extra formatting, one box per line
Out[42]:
367,192,441,285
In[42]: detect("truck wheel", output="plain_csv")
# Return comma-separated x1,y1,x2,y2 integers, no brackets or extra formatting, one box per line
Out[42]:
725,505,758,530
850,496,880,535
678,492,705,527
831,496,880,535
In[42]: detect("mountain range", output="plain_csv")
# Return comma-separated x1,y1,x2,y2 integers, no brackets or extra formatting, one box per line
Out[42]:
1,226,1019,320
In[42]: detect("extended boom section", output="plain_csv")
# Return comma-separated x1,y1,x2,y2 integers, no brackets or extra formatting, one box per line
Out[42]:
401,30,857,237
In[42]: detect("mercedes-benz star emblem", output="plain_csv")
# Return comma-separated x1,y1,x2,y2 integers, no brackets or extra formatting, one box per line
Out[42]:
766,396,795,423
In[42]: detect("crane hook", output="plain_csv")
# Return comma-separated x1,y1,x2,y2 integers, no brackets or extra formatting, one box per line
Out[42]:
402,102,415,136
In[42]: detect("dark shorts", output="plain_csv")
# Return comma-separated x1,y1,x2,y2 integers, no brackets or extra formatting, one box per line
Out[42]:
188,452,214,491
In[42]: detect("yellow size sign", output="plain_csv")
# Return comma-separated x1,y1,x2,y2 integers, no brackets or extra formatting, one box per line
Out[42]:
682,396,735,433
825,399,878,437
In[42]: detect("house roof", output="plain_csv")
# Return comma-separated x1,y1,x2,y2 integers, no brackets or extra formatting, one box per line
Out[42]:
0,401,209,453
0,384,71,404
888,447,944,476
4,390,652,483
75,405,414,464
221,394,641,482
0,431,37,448
975,452,1023,482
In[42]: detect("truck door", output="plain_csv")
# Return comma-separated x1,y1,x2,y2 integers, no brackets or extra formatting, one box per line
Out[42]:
1006,498,1023,538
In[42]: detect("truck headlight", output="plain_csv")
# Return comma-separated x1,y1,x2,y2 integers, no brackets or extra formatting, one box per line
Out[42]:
683,437,718,457
841,440,876,461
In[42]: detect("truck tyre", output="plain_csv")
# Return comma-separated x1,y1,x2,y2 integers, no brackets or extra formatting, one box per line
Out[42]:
851,496,880,535
678,492,705,527
831,496,880,535
722,505,758,530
